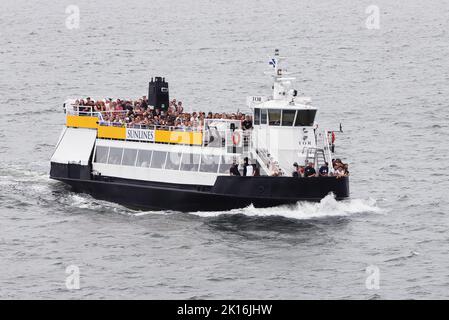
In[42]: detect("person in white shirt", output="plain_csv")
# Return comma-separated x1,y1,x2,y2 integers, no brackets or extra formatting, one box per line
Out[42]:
246,163,254,176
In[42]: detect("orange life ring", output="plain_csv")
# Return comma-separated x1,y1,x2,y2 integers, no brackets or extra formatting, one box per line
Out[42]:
232,131,241,145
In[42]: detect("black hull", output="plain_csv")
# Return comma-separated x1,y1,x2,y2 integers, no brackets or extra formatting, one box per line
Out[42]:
50,163,349,212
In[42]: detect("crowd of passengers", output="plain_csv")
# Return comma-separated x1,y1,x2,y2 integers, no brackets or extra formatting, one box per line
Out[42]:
228,157,349,178
75,97,254,131
292,159,349,178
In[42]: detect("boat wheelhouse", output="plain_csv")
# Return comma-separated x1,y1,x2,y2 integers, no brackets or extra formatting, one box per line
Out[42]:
50,50,349,211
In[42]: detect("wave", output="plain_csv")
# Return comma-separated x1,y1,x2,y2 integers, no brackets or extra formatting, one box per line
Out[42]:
58,193,137,215
384,251,420,263
188,194,383,220
0,169,50,184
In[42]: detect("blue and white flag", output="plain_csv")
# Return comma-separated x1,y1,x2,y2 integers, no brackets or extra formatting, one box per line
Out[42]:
269,58,276,68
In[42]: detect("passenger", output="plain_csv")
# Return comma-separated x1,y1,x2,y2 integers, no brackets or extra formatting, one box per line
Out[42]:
298,165,305,177
246,163,254,176
242,115,253,130
177,101,184,113
105,98,112,111
304,162,316,177
243,158,254,176
76,96,254,132
252,164,260,176
343,163,349,176
85,97,94,106
141,96,148,109
319,162,329,177
242,157,250,176
292,162,300,177
230,161,241,176
334,163,345,178
269,162,280,176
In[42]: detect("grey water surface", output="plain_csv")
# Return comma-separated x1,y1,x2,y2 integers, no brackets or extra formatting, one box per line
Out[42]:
0,0,448,299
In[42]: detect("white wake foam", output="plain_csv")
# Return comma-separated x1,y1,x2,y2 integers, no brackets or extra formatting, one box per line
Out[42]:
188,194,384,220
59,191,383,221
0,164,51,184
64,194,132,213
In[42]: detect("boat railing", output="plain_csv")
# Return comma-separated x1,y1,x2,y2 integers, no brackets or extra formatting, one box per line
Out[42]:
65,103,204,132
323,130,333,174
256,148,283,176
314,130,335,174
101,122,205,132
65,104,105,121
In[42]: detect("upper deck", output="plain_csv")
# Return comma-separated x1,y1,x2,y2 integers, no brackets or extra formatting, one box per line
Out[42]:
64,101,252,150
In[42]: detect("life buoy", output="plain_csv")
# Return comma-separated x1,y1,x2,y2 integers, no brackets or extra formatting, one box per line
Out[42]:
232,131,241,145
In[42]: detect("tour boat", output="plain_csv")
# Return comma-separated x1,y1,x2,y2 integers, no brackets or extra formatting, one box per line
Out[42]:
50,50,349,211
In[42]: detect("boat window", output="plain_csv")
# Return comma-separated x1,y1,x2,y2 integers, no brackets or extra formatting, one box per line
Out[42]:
107,147,123,165
218,155,237,174
294,109,317,126
150,151,167,169
254,108,260,125
94,146,109,163
180,153,200,171
260,109,267,124
199,154,220,173
165,152,182,170
122,148,138,166
281,110,296,126
136,150,152,167
268,109,281,126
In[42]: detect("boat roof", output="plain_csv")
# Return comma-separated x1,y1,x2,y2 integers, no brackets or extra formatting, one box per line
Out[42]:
253,98,316,110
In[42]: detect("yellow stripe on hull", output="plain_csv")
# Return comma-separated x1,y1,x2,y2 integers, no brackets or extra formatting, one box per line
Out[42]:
66,115,202,145
155,130,203,146
66,115,98,129
98,125,126,139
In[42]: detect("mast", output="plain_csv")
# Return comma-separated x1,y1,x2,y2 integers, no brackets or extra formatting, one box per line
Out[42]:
269,49,296,101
